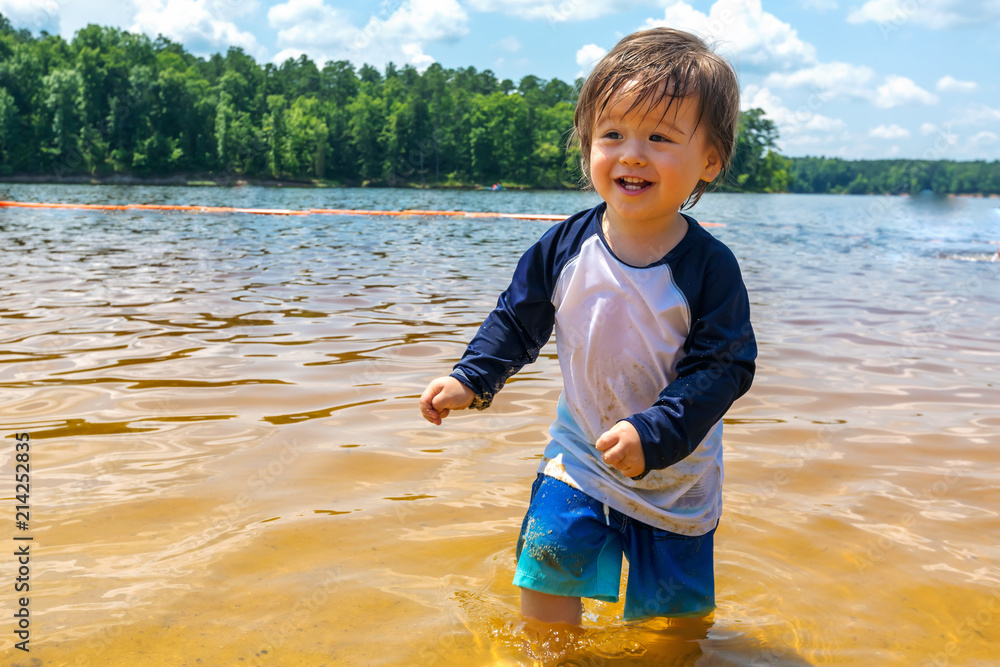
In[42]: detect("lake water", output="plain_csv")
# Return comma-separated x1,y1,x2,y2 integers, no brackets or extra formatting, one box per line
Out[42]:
1,185,998,665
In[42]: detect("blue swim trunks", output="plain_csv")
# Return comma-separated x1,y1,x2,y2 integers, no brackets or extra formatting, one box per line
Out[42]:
514,473,716,620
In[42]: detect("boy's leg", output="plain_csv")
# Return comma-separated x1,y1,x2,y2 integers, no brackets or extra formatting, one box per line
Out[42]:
519,589,582,625
514,474,623,624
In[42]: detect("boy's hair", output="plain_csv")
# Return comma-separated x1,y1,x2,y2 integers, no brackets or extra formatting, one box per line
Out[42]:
573,28,740,209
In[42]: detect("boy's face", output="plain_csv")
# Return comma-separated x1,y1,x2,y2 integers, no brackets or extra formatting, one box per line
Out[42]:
589,84,721,228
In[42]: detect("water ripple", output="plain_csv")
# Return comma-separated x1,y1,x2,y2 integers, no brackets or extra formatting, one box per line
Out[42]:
1,186,998,663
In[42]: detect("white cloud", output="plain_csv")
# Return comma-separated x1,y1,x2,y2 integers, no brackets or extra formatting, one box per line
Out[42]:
873,75,938,108
765,62,876,99
644,0,817,69
970,131,998,147
936,75,978,93
575,43,607,74
801,0,838,9
400,42,435,71
268,0,355,51
369,0,468,44
869,124,910,139
272,47,307,65
0,0,59,33
465,0,619,22
923,124,958,148
742,85,846,151
495,36,522,53
131,0,262,58
847,0,1000,29
954,104,1000,126
268,0,468,71
766,64,945,112
206,0,258,19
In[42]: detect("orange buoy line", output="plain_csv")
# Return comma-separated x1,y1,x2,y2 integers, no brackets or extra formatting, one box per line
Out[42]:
0,200,724,225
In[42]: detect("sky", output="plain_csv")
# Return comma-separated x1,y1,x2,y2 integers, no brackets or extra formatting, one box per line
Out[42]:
2,0,998,161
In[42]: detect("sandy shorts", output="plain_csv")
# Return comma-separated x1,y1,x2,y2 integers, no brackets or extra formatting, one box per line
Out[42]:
514,473,716,620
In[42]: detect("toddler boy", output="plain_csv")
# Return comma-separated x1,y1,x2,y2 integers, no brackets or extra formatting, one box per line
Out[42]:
419,27,756,625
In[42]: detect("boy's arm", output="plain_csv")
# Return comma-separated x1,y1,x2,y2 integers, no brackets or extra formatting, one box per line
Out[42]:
623,246,757,475
419,376,474,425
449,231,560,410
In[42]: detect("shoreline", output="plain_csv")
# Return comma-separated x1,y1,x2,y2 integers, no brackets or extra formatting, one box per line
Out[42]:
0,173,569,191
1,174,998,197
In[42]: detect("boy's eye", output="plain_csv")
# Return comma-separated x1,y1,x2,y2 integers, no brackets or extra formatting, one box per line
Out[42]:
650,134,670,143
603,130,622,140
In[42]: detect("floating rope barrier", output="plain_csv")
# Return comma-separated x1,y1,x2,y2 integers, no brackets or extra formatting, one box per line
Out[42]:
0,200,725,225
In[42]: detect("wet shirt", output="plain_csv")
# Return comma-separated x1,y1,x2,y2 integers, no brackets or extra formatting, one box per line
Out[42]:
451,203,756,536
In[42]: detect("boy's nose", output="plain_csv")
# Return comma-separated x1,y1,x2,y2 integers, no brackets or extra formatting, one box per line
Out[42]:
618,140,647,166
618,152,647,167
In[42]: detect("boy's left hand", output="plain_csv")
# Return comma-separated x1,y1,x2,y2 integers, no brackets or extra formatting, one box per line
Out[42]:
595,421,646,478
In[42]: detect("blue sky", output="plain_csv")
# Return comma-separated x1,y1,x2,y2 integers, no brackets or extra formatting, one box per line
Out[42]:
3,0,998,160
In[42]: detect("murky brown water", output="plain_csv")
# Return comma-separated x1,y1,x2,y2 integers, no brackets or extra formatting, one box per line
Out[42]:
1,185,998,666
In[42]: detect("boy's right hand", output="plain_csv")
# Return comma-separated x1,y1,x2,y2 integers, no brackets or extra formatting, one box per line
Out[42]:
419,376,475,425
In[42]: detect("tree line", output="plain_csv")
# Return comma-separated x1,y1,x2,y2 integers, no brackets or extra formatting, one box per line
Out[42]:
1,14,997,194
786,157,1000,195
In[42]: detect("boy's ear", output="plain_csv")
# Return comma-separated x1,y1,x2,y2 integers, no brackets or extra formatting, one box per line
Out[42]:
701,145,723,182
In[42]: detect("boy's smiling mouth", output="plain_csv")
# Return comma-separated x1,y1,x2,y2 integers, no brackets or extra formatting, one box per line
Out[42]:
616,176,653,191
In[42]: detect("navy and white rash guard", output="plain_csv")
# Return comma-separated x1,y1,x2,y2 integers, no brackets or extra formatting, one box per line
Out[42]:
451,203,756,536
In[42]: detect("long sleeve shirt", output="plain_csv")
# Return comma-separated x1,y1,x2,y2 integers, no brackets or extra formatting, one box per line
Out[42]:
451,203,756,535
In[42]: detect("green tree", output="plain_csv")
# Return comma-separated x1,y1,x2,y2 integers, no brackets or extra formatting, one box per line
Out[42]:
320,60,358,107
42,68,84,168
215,89,263,175
5,16,1000,193
282,96,327,178
0,86,17,172
263,94,286,177
729,108,779,190
278,54,320,100
222,47,261,116
347,90,384,181
761,150,792,192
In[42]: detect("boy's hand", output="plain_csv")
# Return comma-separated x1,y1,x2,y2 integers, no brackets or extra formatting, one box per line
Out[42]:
595,421,646,478
419,376,474,425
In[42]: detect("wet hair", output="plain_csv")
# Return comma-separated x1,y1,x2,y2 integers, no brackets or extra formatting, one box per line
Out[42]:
572,27,740,209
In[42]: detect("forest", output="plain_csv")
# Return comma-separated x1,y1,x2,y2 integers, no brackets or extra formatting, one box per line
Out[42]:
1,14,998,195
